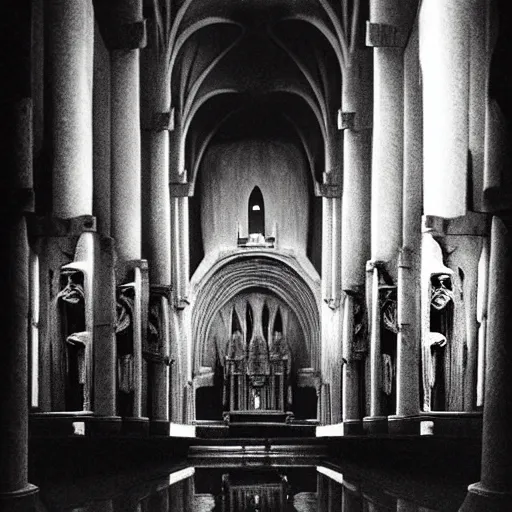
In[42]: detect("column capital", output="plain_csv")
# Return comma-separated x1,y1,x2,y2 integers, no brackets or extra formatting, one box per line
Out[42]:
366,21,407,48
103,19,147,50
1,188,34,215
27,214,96,239
170,182,194,197
142,110,174,132
337,110,356,130
315,183,342,198
398,246,414,269
150,283,173,301
365,259,387,272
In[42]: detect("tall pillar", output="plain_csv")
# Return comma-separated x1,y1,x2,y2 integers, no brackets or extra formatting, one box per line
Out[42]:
341,48,372,434
107,0,147,426
48,0,94,219
168,112,191,418
389,25,423,434
0,1,39,507
461,216,512,510
331,196,342,424
110,7,143,262
141,40,173,433
364,0,410,434
0,218,39,510
419,0,470,219
320,188,343,424
89,20,121,436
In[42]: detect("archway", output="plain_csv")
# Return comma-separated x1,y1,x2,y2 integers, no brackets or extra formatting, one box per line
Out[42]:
191,255,321,421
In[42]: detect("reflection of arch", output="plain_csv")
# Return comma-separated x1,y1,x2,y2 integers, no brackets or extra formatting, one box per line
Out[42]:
192,255,320,375
248,187,265,235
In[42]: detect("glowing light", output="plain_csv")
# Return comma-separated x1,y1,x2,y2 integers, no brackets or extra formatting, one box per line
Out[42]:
252,204,261,211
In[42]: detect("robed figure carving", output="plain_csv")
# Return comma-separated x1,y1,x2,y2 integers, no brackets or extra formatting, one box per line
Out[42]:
270,331,293,411
223,330,246,411
57,269,91,411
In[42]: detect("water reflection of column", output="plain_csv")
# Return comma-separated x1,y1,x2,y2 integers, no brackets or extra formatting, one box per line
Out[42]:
88,499,114,512
396,498,418,511
342,480,362,512
328,477,342,512
317,473,329,510
461,217,512,509
147,489,169,512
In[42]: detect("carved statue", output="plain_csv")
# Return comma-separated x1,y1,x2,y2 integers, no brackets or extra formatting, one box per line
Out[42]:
352,295,367,359
223,330,246,410
116,287,135,396
226,330,245,361
270,331,291,362
270,330,293,409
380,287,398,334
148,300,163,355
423,273,454,411
57,269,89,410
247,334,270,379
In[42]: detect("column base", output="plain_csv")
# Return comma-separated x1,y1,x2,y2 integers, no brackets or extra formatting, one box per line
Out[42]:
343,419,364,435
387,414,423,435
150,419,170,436
420,411,482,437
362,415,388,434
0,483,39,512
121,417,149,436
87,415,122,436
459,482,512,511
30,411,93,436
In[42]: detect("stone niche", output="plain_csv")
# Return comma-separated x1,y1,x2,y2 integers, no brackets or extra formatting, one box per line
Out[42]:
421,214,489,413
28,215,98,413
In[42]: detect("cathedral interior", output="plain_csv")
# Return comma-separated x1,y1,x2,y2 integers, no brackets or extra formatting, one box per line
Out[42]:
1,0,512,511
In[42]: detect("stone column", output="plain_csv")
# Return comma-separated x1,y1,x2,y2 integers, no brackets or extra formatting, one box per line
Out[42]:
342,295,361,434
341,48,372,434
110,9,143,262
0,218,39,510
320,196,333,425
0,2,39,506
419,0,470,219
106,0,147,428
342,480,362,511
389,25,423,434
364,0,408,434
178,196,190,302
48,0,94,219
141,38,173,434
331,196,342,424
461,216,512,510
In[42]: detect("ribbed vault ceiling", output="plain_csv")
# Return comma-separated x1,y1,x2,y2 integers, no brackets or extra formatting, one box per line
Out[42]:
140,0,368,187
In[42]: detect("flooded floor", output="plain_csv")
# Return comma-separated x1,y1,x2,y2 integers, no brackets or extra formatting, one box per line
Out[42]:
35,459,469,511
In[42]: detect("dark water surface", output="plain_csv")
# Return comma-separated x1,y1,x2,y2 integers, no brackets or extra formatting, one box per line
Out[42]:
36,461,469,511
